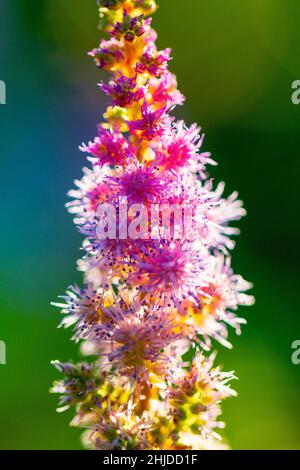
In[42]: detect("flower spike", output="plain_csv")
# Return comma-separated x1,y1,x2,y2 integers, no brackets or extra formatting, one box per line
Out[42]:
52,0,254,450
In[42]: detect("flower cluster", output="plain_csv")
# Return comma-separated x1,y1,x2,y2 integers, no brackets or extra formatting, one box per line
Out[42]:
52,0,254,450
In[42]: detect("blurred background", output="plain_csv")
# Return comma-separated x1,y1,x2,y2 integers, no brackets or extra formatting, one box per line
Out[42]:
0,0,299,450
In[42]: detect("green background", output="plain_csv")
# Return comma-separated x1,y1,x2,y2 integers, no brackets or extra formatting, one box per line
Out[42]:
0,0,299,449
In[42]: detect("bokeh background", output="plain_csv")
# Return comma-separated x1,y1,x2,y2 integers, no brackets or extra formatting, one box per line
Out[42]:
0,0,299,450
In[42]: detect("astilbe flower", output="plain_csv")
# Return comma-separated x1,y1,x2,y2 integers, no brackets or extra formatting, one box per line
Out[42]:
51,0,254,450
99,74,144,107
50,361,102,413
90,410,151,450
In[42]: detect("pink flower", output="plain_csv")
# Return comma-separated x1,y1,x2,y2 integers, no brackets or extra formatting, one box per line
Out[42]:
91,303,180,382
99,74,144,108
89,38,124,70
182,254,254,349
158,121,216,174
197,181,247,252
53,284,105,341
129,241,206,306
106,162,169,205
66,166,115,224
128,101,168,141
136,48,171,77
148,72,185,107
79,218,133,266
80,129,133,167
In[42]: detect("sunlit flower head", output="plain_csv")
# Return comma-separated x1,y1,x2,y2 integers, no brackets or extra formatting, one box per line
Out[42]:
136,48,172,77
91,303,181,382
128,101,170,141
180,254,254,348
106,161,169,205
158,121,216,175
129,241,207,307
50,361,100,413
80,128,132,167
53,284,111,341
99,73,144,108
147,72,185,107
169,352,237,441
89,38,125,71
66,166,113,224
198,181,247,251
91,410,151,450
